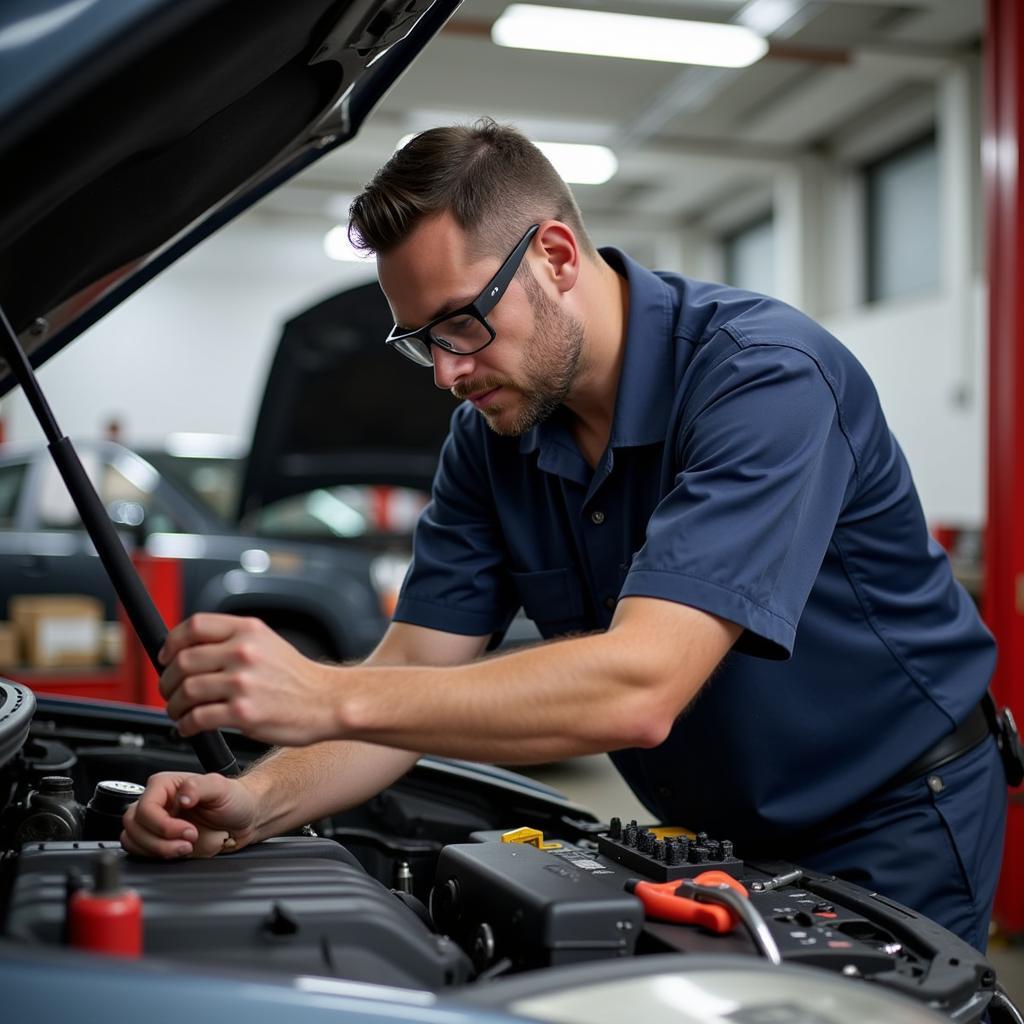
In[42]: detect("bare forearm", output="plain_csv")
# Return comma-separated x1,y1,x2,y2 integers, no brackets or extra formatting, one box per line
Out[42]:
338,629,686,762
241,741,417,842
333,602,740,763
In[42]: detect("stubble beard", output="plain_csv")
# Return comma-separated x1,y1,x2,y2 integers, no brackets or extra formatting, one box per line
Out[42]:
455,270,585,437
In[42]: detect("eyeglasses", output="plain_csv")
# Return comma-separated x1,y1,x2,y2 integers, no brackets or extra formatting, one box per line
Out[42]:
385,224,540,367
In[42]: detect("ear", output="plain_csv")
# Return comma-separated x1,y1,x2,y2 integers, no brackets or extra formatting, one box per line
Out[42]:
534,221,580,294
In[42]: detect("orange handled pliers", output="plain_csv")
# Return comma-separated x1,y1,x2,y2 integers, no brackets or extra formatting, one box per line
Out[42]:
625,870,749,934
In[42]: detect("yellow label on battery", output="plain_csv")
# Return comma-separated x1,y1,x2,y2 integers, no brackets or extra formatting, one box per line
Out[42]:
501,826,562,850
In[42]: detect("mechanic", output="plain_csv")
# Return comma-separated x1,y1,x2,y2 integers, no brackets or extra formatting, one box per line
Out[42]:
123,119,1012,953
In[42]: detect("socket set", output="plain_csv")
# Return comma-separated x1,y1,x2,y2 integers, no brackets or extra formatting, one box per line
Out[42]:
596,817,743,882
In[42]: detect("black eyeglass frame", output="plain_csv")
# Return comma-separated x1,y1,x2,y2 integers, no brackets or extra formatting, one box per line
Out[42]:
385,223,541,366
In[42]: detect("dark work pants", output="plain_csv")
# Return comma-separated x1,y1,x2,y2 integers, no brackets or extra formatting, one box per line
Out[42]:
796,737,1007,952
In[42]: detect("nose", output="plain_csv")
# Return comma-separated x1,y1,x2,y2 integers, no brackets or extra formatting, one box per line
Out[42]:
431,345,476,391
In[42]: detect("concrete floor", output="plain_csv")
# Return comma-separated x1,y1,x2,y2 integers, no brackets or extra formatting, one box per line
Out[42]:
516,754,1024,1009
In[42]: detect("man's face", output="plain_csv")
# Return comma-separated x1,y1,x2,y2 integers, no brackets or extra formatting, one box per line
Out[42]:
377,214,584,436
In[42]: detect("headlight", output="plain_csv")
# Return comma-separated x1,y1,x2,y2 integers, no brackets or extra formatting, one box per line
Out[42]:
500,962,948,1024
240,548,304,575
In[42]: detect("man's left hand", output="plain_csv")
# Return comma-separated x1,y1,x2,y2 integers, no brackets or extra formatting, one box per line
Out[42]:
159,614,337,746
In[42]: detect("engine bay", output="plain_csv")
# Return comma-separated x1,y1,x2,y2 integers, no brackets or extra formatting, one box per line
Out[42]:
0,680,1017,1023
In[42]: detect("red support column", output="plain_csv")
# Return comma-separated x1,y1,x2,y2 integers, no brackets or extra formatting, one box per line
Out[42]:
984,0,1024,936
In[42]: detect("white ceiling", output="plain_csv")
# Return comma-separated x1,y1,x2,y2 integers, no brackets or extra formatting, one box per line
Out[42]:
255,0,982,240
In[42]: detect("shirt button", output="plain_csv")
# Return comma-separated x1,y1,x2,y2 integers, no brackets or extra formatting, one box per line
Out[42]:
604,596,617,611
590,510,606,525
657,785,673,800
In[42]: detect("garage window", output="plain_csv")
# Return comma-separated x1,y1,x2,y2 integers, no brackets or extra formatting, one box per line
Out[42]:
723,215,776,297
865,134,940,303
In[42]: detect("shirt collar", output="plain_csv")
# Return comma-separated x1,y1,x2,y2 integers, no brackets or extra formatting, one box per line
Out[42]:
519,247,679,460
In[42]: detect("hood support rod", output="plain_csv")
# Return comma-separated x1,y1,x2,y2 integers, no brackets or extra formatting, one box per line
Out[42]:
0,306,237,778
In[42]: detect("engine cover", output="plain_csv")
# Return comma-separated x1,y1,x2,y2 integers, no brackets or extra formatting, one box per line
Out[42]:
4,836,470,989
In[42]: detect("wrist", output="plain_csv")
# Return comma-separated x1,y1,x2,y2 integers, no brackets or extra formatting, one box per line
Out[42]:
237,766,279,844
330,662,370,740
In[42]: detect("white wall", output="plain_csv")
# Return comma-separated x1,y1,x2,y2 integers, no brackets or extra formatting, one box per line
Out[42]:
823,283,987,525
3,216,377,446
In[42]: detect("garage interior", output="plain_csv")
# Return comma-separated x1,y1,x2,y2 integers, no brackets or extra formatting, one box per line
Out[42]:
1,0,1023,1016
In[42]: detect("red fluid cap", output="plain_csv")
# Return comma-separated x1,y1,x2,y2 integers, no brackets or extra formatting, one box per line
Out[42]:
68,852,142,957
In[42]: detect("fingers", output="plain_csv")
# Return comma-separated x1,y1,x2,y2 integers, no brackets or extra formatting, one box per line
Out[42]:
176,700,256,740
121,773,200,859
159,637,246,701
164,672,233,722
174,771,232,812
192,829,234,859
156,616,328,747
159,613,260,669
120,772,238,860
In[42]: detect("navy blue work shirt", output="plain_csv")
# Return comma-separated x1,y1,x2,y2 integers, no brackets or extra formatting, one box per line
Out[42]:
393,248,996,848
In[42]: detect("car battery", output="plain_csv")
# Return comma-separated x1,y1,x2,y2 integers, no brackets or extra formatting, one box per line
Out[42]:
430,841,643,972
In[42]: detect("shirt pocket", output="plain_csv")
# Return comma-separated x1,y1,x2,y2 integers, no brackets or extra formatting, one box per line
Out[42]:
510,568,587,637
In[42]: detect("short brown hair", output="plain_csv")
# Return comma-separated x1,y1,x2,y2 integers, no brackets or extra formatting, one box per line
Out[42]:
348,118,595,260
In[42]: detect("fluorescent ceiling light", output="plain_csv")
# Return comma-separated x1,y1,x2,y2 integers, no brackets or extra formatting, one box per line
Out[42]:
492,4,768,68
535,142,617,185
397,134,616,185
323,225,374,263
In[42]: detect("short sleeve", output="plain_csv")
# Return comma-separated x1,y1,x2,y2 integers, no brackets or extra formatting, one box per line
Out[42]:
393,405,518,636
621,339,857,659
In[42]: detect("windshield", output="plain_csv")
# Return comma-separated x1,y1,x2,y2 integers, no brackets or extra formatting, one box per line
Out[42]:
138,451,242,525
138,449,428,541
244,484,429,541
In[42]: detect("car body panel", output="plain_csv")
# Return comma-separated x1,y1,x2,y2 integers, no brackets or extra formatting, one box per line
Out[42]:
2,949,524,1024
0,441,388,662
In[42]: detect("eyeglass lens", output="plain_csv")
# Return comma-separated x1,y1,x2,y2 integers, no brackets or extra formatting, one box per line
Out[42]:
431,313,492,352
394,313,494,367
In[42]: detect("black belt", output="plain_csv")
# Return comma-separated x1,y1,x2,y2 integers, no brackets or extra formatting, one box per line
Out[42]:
888,701,992,790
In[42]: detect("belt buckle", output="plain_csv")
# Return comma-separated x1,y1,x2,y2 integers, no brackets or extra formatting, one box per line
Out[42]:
997,707,1024,788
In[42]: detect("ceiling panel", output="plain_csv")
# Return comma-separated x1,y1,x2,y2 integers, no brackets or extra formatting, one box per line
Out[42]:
383,32,679,123
253,0,982,231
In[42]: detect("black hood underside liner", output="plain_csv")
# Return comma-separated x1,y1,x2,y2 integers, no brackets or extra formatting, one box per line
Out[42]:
2,0,346,337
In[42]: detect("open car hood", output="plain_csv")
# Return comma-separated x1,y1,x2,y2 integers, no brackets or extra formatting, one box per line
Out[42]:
0,0,461,398
240,281,457,516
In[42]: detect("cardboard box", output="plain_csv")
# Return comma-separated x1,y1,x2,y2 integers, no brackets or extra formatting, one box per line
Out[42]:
0,623,19,668
102,621,125,666
8,595,104,669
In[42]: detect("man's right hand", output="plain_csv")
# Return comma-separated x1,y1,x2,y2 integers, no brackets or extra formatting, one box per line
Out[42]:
121,771,259,859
